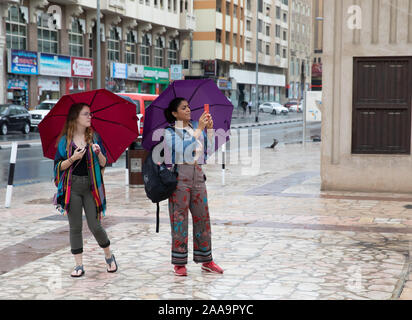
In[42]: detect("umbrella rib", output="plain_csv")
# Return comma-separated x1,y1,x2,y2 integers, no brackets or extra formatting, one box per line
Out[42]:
187,80,209,104
89,90,99,108
67,95,76,104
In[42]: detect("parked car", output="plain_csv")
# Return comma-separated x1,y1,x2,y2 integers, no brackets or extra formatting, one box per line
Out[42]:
259,102,289,115
0,104,31,135
116,93,158,136
289,104,303,113
284,100,299,110
29,99,58,130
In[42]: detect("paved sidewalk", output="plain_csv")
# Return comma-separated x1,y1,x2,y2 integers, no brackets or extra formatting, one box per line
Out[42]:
1,142,412,300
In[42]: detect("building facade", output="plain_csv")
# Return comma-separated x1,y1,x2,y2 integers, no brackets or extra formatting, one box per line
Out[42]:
1,0,195,109
311,0,322,91
287,0,312,101
322,0,412,193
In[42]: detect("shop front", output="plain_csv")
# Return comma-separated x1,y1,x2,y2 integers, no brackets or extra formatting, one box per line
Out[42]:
140,67,169,95
70,56,93,93
107,62,127,92
38,53,71,102
126,64,144,92
7,49,38,108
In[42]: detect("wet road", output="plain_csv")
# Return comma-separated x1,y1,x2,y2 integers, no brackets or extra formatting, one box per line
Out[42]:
0,122,321,188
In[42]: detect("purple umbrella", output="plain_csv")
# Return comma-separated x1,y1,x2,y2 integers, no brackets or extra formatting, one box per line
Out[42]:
142,79,234,152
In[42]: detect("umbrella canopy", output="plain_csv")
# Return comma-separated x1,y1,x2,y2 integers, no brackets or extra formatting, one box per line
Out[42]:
38,89,138,163
142,79,233,151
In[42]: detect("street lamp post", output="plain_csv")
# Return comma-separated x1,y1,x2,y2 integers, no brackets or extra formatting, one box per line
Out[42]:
255,1,259,123
96,0,101,89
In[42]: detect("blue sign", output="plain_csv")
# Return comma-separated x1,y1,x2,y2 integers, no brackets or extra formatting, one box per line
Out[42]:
8,49,38,75
39,53,71,77
111,62,127,79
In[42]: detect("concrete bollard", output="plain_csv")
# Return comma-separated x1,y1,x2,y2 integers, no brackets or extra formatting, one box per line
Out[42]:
5,141,18,208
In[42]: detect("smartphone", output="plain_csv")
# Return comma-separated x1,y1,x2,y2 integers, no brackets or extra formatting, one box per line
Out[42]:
204,104,209,114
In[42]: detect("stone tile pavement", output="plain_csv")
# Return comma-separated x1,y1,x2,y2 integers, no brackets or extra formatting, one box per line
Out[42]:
1,142,412,300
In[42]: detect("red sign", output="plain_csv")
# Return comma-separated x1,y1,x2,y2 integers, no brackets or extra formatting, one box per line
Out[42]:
71,57,93,78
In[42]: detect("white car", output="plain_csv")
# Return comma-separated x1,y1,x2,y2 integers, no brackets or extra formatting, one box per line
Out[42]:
29,99,58,130
259,102,289,115
289,104,303,113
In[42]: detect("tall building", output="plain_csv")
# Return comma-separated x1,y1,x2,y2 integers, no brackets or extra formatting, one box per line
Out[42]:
189,0,289,108
287,0,312,101
1,0,195,108
311,0,322,91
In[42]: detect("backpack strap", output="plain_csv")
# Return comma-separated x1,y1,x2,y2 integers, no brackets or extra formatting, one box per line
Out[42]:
156,202,160,233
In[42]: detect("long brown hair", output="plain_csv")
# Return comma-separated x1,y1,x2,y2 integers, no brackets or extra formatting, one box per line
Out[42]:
56,103,94,154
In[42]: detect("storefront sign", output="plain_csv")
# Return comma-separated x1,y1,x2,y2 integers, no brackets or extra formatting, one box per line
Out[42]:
111,62,127,79
39,53,71,77
170,64,183,81
7,78,28,90
38,76,60,92
143,67,169,83
204,60,216,77
217,78,232,90
127,64,144,80
71,57,93,78
8,49,38,75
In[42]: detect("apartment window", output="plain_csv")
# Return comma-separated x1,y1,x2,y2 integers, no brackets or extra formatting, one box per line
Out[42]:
89,33,93,58
168,39,178,66
37,13,58,53
69,19,84,57
6,6,27,50
258,0,263,13
226,3,230,15
283,48,287,58
258,19,262,33
266,44,270,55
275,25,281,38
247,0,251,11
266,26,270,36
276,7,281,19
275,43,280,56
283,13,287,23
154,37,164,67
216,29,221,43
283,31,287,41
246,39,251,51
234,5,237,18
125,31,136,64
107,27,120,61
246,20,251,31
216,0,222,12
258,39,262,53
140,34,150,66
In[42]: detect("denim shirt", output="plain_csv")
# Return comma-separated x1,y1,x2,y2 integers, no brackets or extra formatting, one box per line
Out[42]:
163,121,214,165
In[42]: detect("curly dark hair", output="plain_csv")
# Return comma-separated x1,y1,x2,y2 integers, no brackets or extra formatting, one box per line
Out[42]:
164,97,187,124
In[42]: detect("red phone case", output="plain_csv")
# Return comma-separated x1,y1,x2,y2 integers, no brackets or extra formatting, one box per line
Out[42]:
204,104,209,113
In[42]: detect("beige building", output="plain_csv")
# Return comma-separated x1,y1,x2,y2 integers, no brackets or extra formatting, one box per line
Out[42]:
287,0,312,100
1,0,195,108
322,0,412,193
311,0,322,91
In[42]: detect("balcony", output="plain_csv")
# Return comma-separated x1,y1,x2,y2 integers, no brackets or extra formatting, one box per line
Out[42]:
180,12,196,31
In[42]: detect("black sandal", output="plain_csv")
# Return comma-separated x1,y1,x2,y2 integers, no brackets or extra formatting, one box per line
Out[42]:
105,254,118,273
71,265,85,278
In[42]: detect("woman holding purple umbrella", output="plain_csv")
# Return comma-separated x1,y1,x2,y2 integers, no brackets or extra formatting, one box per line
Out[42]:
163,97,224,276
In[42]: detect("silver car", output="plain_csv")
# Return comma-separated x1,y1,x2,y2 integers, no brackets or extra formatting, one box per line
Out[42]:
259,102,289,115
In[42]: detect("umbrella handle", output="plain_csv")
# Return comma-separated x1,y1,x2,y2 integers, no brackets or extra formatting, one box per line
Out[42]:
137,114,143,138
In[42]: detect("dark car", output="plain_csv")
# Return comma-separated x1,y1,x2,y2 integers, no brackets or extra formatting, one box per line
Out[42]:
0,104,31,135
284,100,299,110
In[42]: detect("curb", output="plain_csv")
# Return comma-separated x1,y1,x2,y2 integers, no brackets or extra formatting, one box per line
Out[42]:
230,119,302,129
0,142,42,150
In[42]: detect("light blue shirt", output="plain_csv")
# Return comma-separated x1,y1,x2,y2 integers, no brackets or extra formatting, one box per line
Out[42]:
163,121,214,165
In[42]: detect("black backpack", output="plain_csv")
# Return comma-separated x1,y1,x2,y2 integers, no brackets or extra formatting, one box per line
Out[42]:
142,136,178,233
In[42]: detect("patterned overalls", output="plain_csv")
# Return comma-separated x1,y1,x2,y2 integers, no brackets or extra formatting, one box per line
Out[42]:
164,122,214,265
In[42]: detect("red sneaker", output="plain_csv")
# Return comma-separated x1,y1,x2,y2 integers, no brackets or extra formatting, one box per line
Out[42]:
202,261,224,274
173,265,187,276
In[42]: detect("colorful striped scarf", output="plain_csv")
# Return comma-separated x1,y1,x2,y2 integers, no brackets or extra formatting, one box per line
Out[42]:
54,134,107,220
